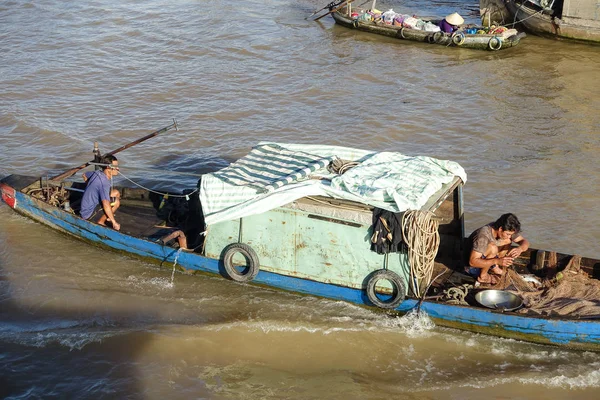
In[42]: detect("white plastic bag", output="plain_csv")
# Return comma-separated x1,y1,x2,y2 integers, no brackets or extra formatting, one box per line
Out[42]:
402,16,418,29
382,9,397,25
423,21,441,32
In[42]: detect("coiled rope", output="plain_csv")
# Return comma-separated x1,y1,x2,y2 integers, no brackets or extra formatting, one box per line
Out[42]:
328,158,360,175
401,210,440,298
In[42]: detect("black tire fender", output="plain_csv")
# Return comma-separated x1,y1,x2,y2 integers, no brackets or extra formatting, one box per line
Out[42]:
222,243,260,282
366,269,407,309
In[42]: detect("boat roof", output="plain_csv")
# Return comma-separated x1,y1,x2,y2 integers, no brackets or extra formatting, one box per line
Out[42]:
200,143,466,225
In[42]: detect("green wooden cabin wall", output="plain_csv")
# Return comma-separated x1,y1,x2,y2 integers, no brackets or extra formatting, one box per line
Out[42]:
204,206,411,293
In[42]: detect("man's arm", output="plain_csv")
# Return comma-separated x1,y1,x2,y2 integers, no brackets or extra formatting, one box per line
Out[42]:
469,250,513,269
82,171,92,183
101,199,120,231
507,235,529,258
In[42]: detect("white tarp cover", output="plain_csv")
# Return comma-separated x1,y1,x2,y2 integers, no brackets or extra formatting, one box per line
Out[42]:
200,142,467,225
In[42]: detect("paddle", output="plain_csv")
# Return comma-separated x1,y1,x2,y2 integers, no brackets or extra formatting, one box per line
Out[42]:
51,119,179,181
313,0,354,22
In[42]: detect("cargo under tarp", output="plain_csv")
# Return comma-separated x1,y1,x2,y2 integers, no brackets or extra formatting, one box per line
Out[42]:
200,143,467,225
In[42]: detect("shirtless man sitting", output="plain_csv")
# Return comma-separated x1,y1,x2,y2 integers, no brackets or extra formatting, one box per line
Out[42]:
467,213,530,285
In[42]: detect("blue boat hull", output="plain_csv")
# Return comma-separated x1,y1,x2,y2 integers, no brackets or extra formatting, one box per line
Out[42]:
2,179,599,351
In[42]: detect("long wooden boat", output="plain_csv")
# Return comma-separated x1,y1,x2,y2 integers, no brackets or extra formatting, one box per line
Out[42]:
330,5,525,51
480,0,600,43
2,142,599,351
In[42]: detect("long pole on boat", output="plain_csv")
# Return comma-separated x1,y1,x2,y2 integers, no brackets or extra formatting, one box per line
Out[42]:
313,0,355,21
306,2,339,20
51,119,179,181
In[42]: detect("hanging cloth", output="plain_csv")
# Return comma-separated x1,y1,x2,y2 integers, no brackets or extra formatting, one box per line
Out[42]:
370,207,404,254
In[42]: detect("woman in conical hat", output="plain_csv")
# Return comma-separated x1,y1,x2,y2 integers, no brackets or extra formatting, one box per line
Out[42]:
439,12,464,33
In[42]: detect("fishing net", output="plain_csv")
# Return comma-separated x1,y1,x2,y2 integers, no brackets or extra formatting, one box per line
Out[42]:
494,255,600,318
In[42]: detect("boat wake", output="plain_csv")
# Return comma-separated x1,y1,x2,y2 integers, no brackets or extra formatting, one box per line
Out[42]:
0,318,128,350
126,274,174,290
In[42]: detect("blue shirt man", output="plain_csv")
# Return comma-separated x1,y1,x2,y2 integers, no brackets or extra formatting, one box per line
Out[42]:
80,154,121,230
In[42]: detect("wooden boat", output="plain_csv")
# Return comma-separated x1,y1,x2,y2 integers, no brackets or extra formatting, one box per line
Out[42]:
329,4,525,51
480,0,600,43
2,139,600,351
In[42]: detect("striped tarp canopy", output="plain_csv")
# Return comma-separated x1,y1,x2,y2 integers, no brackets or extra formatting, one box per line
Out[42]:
210,143,335,194
200,143,467,226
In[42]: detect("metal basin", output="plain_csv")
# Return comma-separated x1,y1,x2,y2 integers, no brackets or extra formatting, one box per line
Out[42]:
474,290,523,312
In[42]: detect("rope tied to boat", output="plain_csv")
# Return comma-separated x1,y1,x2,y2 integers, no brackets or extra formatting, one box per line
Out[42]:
483,1,548,29
86,161,199,199
401,210,440,298
116,169,199,199
328,157,360,175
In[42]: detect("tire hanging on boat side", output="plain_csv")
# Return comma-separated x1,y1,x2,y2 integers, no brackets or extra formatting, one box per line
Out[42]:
399,27,407,40
452,31,466,46
488,36,502,51
366,269,407,309
222,243,260,282
432,31,444,44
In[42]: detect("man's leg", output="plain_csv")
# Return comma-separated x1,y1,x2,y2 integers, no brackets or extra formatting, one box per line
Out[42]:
497,243,512,258
478,243,500,282
98,189,121,226
160,229,188,250
484,243,507,276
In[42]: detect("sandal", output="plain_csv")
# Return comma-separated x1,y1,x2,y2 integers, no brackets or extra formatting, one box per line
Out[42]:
477,274,499,285
490,265,504,276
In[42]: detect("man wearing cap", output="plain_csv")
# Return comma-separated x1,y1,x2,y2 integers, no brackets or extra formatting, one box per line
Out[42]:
439,12,464,33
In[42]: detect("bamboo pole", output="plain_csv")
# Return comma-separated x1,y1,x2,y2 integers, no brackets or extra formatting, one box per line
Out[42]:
51,119,178,181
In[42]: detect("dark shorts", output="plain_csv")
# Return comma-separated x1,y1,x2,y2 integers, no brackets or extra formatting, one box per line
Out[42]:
80,205,102,221
464,254,499,278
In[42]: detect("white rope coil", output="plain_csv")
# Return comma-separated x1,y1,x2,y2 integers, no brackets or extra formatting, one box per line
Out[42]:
401,210,440,298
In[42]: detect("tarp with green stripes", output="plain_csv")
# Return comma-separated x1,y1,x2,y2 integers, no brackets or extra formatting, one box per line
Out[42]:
200,142,467,225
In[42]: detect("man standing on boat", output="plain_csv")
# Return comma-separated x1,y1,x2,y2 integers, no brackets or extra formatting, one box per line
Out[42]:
466,213,529,284
79,154,121,231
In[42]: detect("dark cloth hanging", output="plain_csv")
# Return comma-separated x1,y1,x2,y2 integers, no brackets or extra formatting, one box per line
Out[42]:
370,207,405,254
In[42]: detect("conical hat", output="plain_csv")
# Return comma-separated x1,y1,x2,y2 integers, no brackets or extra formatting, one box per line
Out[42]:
445,12,464,25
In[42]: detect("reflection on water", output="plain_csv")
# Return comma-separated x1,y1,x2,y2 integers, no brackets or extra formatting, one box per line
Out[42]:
1,0,600,398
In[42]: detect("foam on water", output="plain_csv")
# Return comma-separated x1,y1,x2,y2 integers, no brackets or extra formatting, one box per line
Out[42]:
2,1,600,397
187,307,435,340
442,366,600,391
515,367,600,389
126,275,174,290
0,318,127,350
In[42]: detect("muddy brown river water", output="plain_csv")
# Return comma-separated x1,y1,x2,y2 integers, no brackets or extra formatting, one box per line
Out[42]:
1,0,600,398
